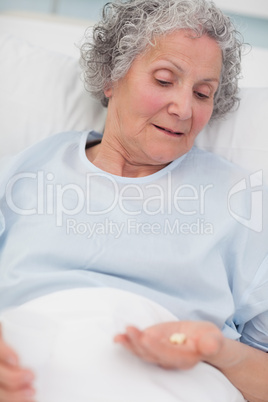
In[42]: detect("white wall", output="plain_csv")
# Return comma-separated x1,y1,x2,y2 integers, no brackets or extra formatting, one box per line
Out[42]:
213,0,268,19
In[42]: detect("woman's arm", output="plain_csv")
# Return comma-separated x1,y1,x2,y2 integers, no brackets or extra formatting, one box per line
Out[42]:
114,321,268,402
206,335,268,402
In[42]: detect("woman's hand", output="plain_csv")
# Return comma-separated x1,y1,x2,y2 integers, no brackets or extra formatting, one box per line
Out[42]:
114,320,223,370
115,320,268,401
0,325,35,401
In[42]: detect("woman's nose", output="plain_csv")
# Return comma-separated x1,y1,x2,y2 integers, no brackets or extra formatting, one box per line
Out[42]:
167,89,192,120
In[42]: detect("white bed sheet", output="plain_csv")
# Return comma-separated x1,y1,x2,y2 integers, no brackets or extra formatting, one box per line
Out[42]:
1,288,245,402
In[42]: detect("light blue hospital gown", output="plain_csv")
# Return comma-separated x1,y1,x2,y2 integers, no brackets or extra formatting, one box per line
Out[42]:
0,130,268,351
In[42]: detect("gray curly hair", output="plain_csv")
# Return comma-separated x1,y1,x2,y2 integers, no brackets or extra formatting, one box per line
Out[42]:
80,0,243,119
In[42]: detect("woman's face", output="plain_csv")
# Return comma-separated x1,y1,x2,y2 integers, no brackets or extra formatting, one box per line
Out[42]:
105,30,222,166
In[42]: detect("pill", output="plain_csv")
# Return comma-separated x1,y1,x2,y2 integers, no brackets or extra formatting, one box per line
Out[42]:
169,333,187,345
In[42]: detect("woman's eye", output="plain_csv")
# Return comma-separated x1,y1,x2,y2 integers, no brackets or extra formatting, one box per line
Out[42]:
195,91,209,99
156,79,171,87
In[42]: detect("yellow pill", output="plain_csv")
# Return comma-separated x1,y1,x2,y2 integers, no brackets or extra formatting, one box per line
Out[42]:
169,333,187,345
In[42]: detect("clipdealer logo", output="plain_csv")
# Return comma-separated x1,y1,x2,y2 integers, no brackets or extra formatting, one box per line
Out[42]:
5,171,213,226
5,169,264,233
228,170,263,232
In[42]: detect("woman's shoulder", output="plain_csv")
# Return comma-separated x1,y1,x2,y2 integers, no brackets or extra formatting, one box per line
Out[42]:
0,130,96,193
185,146,250,180
1,130,94,174
189,146,240,169
15,130,86,163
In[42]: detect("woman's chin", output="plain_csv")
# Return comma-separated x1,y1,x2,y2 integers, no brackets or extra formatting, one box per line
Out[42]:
145,147,188,166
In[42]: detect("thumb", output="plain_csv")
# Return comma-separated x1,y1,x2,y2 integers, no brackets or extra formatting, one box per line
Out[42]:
198,332,223,357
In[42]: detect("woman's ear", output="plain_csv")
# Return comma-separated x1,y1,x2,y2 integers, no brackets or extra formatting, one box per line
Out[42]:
104,87,113,98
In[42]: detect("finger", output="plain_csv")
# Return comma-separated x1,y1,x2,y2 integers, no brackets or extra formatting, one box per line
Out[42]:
0,334,19,368
125,327,156,357
0,364,34,391
0,386,36,402
114,333,137,353
122,327,151,357
116,328,160,364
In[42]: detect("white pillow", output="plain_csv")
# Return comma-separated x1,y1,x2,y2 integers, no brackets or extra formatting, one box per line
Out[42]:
0,14,91,58
195,87,268,183
0,32,107,159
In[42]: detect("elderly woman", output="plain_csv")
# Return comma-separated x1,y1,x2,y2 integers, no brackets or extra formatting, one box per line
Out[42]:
0,0,268,401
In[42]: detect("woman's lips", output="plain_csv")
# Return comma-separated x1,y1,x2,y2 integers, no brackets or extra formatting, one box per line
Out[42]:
153,124,183,136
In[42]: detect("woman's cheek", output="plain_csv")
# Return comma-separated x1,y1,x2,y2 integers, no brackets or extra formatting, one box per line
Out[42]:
139,89,166,113
195,104,214,131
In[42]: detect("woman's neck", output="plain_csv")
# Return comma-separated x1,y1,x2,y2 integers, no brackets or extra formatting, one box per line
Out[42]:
85,140,168,178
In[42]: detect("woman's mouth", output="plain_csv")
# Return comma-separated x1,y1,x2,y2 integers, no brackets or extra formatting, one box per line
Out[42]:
153,124,183,136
